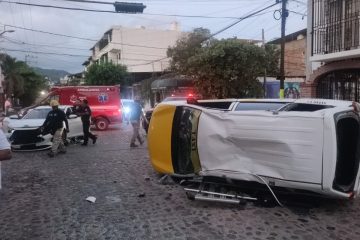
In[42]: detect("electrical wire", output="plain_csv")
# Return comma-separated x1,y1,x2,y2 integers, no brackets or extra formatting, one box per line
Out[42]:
0,23,168,49
0,48,88,57
52,0,114,5
2,36,91,51
127,57,169,67
2,1,246,20
3,37,170,59
207,2,280,40
290,0,306,6
126,1,282,67
288,9,307,17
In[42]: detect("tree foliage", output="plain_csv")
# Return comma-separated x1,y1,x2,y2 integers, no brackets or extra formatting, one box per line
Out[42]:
167,28,213,73
85,62,128,86
0,54,47,107
167,29,280,98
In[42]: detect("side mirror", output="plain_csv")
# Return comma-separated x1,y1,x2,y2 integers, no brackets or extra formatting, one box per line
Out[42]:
9,115,19,119
68,114,78,119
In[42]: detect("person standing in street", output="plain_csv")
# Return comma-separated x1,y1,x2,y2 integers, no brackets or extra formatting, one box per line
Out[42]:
77,99,97,146
4,98,12,116
129,98,147,148
41,100,69,158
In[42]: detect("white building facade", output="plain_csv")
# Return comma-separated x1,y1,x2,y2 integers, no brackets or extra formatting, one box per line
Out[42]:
84,25,185,74
304,0,360,100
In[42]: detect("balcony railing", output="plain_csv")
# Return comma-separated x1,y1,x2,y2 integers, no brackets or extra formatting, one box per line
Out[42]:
99,38,109,51
312,0,360,56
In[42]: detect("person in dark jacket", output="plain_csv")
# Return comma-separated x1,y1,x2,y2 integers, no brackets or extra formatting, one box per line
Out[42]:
129,98,147,148
77,99,97,146
41,100,69,157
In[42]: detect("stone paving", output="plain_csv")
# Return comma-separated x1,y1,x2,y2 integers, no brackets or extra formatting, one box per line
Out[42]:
0,124,360,240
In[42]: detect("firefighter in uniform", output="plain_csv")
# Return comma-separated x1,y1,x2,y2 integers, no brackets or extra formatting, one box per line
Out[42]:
41,100,69,157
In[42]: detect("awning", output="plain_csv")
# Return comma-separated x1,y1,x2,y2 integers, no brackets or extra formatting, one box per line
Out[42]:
151,78,193,90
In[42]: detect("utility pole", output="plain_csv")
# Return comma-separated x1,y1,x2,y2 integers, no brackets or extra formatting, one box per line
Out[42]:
279,0,288,99
262,28,267,98
25,54,37,65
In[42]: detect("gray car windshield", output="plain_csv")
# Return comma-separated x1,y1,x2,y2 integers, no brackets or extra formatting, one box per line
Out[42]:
23,109,51,119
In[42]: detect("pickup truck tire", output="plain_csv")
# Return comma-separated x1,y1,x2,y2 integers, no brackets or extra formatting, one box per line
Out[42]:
95,117,109,131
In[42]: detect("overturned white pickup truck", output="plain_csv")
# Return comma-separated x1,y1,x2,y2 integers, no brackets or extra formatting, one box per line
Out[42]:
148,99,360,199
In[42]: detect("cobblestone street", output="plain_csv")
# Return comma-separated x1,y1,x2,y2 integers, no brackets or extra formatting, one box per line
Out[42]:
0,124,360,240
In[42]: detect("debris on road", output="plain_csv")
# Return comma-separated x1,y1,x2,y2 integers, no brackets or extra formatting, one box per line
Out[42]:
138,193,146,198
86,196,96,203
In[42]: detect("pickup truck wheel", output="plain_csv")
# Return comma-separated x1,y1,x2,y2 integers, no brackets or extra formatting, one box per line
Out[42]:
95,117,109,131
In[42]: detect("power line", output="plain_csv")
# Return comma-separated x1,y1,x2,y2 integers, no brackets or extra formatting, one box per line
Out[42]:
53,0,266,4
0,48,88,57
0,22,96,41
0,23,168,49
127,57,169,67
2,36,91,51
127,1,281,67
3,36,170,58
290,0,306,6
207,2,280,40
2,1,245,20
53,0,114,5
288,9,307,17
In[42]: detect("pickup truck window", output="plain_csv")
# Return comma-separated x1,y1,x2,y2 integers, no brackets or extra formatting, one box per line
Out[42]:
282,103,334,112
235,102,287,111
196,101,233,110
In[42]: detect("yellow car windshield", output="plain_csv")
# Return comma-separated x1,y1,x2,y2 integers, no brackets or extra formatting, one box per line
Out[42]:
171,106,202,174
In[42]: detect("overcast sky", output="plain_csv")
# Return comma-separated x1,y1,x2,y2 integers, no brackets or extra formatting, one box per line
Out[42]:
0,0,307,73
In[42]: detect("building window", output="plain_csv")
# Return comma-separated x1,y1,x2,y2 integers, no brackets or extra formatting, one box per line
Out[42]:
312,0,360,55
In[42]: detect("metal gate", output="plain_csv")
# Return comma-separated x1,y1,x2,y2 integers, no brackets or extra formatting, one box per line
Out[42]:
316,69,360,102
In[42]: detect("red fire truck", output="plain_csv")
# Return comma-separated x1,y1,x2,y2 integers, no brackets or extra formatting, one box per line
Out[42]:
38,85,122,130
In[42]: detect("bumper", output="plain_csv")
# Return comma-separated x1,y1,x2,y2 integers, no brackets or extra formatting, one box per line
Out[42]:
10,129,53,151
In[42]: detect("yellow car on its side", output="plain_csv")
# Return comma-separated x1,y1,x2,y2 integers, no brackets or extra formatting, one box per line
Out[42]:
148,98,360,199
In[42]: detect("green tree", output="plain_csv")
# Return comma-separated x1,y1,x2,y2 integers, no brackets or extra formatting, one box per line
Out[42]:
0,54,25,98
0,54,46,107
167,28,214,73
167,30,280,98
85,62,128,86
19,68,47,106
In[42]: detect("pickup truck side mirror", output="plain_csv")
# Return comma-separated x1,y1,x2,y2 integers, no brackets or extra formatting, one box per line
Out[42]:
68,114,78,119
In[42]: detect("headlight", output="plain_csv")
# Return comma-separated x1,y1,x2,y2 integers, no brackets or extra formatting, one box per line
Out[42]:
8,128,14,133
124,107,131,114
